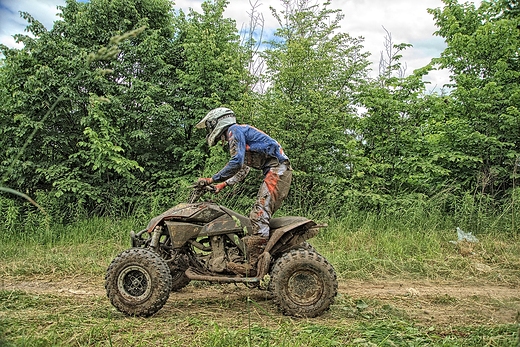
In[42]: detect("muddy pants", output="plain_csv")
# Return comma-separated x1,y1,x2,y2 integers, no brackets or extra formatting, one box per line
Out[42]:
250,162,292,237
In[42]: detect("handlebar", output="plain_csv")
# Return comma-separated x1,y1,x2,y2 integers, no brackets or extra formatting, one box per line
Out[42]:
188,182,215,203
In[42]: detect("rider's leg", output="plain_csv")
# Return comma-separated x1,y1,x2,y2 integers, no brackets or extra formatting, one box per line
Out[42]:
227,163,292,276
249,162,292,238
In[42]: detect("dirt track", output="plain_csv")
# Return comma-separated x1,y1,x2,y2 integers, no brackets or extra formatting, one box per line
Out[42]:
2,276,519,327
339,280,520,326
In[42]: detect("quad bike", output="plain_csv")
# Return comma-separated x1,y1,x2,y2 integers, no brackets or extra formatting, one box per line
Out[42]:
105,183,338,318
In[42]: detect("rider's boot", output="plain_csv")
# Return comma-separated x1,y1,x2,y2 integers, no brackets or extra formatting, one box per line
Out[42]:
227,235,267,276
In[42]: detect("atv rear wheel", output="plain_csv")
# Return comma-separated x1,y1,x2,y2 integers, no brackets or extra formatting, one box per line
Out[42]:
284,241,317,254
105,248,172,317
170,269,191,291
154,235,191,291
269,249,337,318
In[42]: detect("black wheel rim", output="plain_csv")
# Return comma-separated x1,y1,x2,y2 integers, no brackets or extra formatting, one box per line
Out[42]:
118,265,152,301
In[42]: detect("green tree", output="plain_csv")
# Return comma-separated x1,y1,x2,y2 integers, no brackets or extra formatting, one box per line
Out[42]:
350,26,456,208
172,0,250,177
0,0,249,217
0,0,174,214
429,0,520,197
355,73,444,205
255,0,370,200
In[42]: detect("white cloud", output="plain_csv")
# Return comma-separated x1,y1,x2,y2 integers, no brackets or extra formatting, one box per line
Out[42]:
0,0,65,47
225,0,469,90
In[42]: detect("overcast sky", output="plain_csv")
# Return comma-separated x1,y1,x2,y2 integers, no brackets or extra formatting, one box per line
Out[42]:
1,0,481,90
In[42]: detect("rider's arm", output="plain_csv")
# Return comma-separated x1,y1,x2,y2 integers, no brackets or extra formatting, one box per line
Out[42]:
211,127,246,183
225,166,251,186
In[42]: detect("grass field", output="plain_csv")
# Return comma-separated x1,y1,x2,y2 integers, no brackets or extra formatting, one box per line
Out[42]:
0,212,519,346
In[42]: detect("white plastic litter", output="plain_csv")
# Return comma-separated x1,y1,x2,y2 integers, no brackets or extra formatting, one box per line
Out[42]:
449,227,479,244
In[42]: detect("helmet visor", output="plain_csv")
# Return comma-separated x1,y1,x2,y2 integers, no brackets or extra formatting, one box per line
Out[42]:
205,118,218,134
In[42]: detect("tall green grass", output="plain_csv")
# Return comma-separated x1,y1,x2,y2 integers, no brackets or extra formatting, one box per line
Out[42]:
0,217,135,279
1,196,519,283
313,216,520,283
306,192,520,283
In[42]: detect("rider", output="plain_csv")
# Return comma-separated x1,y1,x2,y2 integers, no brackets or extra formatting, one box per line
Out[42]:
196,107,292,275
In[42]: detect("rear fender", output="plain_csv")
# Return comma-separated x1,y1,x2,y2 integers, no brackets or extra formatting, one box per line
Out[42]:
255,221,327,279
265,219,325,254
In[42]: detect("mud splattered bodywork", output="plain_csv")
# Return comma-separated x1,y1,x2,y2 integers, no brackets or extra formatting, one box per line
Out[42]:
106,186,337,318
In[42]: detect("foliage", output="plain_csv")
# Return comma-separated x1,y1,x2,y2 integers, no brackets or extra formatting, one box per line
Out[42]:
1,0,520,229
239,0,372,211
428,0,520,198
353,65,447,206
0,0,249,219
172,0,250,179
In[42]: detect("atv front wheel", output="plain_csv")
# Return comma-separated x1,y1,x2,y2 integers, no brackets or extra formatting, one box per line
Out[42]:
269,249,337,317
105,248,172,317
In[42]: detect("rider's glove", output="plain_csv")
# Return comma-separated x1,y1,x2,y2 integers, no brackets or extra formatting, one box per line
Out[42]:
197,177,213,186
215,182,227,193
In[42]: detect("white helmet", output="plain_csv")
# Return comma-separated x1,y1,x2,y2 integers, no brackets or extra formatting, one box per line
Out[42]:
196,107,236,146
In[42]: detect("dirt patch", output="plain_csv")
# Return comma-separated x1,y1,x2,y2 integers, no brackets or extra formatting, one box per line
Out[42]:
339,280,520,326
2,276,519,327
1,276,106,297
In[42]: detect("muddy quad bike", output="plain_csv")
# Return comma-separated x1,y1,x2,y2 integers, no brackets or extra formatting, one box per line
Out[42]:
105,183,337,318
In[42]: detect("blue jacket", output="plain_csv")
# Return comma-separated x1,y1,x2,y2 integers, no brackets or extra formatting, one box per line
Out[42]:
212,124,289,183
